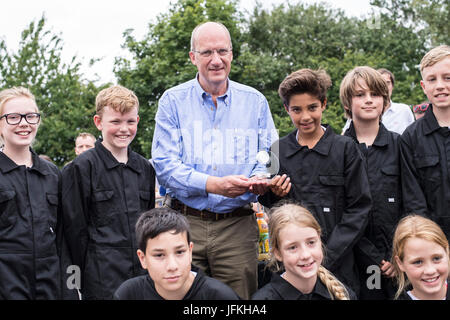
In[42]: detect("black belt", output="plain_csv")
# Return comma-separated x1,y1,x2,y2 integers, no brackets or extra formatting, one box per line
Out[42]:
169,198,254,221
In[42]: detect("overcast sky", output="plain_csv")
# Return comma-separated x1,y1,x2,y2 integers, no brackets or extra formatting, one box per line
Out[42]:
0,0,375,84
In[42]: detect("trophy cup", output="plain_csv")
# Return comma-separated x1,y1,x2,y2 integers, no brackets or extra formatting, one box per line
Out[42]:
254,150,280,181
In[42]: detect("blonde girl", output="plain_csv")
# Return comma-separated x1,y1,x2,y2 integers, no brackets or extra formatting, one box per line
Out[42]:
392,215,449,300
0,87,62,299
252,202,354,300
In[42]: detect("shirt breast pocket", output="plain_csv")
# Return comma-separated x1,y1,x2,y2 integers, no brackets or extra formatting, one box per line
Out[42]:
92,190,117,227
318,175,345,236
413,155,441,194
46,193,58,233
0,189,17,228
380,166,401,220
139,190,152,211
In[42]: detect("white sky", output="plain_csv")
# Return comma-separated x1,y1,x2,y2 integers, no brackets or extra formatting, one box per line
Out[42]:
0,0,375,85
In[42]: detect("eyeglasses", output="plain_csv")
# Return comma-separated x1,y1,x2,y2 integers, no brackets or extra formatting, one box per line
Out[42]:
193,48,232,58
413,103,429,113
0,112,41,125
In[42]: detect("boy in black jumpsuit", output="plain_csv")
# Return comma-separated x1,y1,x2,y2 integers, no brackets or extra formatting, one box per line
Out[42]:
62,85,155,299
400,45,450,239
258,69,372,297
114,207,240,300
341,66,402,299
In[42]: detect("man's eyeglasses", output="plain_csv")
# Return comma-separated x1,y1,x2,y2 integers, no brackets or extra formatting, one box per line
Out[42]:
0,113,41,125
193,48,232,58
413,103,429,113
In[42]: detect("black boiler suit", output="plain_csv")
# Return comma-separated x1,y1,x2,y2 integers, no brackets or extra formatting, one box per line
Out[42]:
61,140,155,299
259,126,372,296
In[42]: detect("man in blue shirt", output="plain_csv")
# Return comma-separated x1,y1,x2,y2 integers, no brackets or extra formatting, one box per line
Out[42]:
151,21,277,299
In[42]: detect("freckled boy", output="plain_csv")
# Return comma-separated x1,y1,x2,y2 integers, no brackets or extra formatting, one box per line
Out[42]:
62,85,155,299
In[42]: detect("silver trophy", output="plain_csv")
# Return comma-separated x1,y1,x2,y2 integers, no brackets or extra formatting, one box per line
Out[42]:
255,150,280,181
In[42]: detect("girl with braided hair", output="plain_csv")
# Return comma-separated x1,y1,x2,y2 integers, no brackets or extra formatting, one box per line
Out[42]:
252,202,355,300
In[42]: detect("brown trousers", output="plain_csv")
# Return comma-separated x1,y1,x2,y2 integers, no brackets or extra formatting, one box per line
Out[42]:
186,213,259,299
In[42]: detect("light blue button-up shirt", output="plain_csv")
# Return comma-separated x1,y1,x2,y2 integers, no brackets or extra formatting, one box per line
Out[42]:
151,76,278,213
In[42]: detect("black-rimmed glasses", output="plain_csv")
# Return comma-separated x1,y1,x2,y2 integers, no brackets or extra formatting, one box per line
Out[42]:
0,112,41,125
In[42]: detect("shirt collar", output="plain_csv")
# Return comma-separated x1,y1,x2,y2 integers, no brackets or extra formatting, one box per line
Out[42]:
422,104,447,136
272,273,332,300
95,139,142,173
193,74,231,107
285,125,334,158
345,121,389,147
0,148,51,175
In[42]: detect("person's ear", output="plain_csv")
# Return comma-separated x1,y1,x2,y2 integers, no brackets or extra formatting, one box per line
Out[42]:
189,51,197,66
344,105,351,115
93,114,102,131
321,98,327,111
394,256,405,273
420,80,427,95
273,248,283,262
188,242,194,263
137,249,147,269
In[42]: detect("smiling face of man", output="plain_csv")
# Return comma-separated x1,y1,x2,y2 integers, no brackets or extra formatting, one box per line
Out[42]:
189,22,233,95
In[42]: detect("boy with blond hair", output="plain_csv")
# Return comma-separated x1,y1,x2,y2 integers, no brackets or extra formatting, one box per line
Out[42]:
341,66,402,299
400,45,450,239
62,85,155,299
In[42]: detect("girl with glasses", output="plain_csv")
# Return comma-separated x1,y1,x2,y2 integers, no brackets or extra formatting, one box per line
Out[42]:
0,87,64,299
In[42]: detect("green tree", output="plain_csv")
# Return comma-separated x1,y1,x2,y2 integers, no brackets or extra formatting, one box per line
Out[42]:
0,16,104,167
241,1,427,135
115,0,244,158
371,0,449,47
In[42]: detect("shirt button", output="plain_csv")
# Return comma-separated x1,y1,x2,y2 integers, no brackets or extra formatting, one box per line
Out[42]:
213,166,217,170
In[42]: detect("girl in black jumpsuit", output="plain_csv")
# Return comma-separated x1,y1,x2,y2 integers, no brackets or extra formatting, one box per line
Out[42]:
0,87,62,299
252,203,355,300
391,215,449,300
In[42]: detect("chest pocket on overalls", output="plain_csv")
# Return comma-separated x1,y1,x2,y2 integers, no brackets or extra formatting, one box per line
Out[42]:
318,175,345,240
379,165,401,222
0,190,17,228
92,190,116,227
46,193,58,235
414,155,441,195
139,190,151,211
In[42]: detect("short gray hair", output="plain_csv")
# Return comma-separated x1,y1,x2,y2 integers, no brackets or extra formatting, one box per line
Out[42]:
190,21,232,52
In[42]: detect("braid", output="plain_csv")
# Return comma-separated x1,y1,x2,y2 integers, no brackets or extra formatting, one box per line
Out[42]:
317,266,350,300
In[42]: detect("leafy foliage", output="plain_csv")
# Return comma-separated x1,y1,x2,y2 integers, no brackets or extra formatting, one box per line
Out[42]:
0,16,107,166
115,0,244,158
1,0,443,164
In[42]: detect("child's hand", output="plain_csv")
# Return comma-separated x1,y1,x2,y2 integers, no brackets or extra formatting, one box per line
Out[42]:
248,176,271,195
380,260,396,278
270,174,291,197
